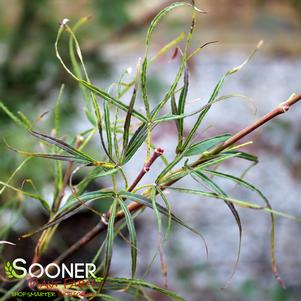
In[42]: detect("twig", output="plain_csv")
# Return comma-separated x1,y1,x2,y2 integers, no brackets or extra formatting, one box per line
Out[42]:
128,147,164,192
49,93,301,266
205,93,301,156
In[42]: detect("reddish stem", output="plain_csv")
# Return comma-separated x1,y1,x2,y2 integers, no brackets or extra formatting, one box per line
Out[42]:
128,147,164,192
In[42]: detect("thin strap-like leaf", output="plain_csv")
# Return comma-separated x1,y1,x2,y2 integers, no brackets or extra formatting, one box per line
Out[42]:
55,24,147,123
101,199,118,291
30,130,93,161
177,68,189,150
0,101,28,129
183,133,232,157
0,181,49,212
181,41,263,151
167,187,301,221
117,198,137,278
95,276,186,301
204,169,283,286
122,61,140,158
190,170,242,287
120,191,208,257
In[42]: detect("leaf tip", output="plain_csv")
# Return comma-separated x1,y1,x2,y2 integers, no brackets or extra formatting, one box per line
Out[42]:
59,18,70,28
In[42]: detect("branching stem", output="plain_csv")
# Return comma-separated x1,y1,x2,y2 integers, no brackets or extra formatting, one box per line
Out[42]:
51,93,301,267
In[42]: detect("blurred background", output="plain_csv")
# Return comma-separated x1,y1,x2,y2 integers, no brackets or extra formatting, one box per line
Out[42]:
0,0,301,300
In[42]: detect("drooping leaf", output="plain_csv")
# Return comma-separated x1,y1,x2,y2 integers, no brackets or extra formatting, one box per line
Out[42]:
141,2,193,119
55,23,147,123
150,6,197,120
66,24,116,163
204,169,282,286
190,169,242,286
167,187,301,221
119,191,208,257
68,17,95,124
181,41,263,151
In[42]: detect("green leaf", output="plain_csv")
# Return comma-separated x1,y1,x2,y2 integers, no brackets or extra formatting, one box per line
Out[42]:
184,133,232,157
21,191,114,238
181,41,263,151
124,122,149,164
0,157,31,195
30,130,92,160
150,31,186,63
6,142,92,165
159,152,241,186
0,181,50,212
150,6,197,120
103,199,118,286
156,154,185,184
167,187,301,221
119,191,208,256
156,187,173,242
177,68,189,149
27,130,115,168
150,186,163,233
0,101,28,129
112,107,121,162
55,23,146,123
122,83,138,156
104,101,113,158
181,74,227,151
80,80,147,122
204,168,282,284
222,150,258,162
17,111,32,129
117,198,137,278
95,276,186,301
68,17,95,124
194,152,242,170
190,170,242,286
141,2,192,119
52,85,64,207
68,23,116,162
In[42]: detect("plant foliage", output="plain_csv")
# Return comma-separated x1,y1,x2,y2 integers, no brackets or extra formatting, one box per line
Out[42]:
0,1,300,300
